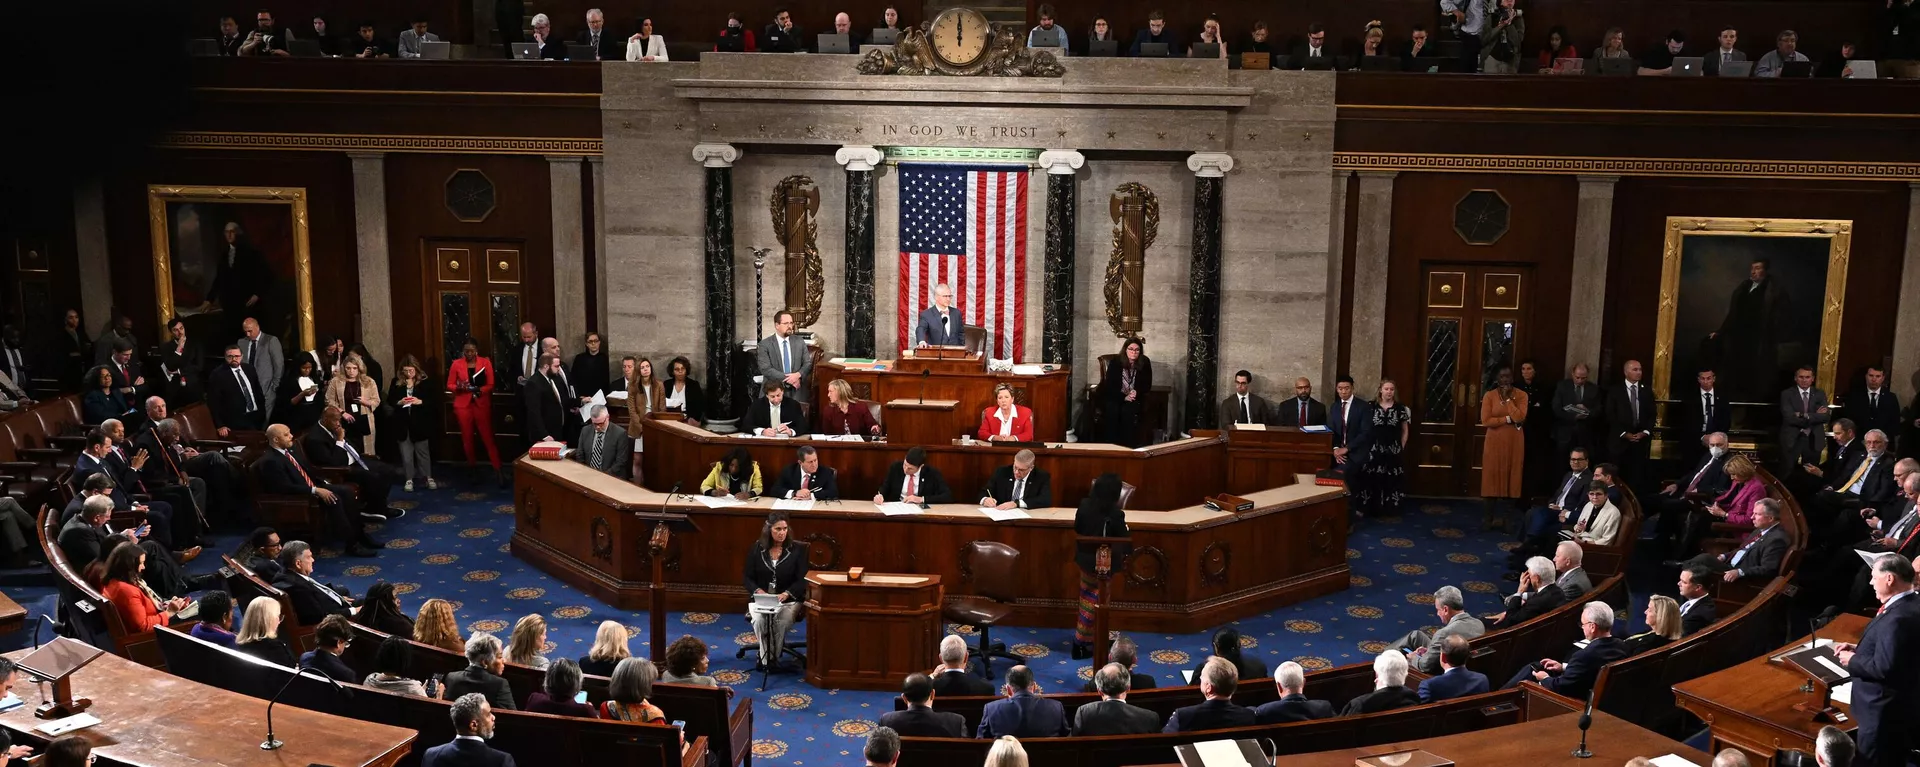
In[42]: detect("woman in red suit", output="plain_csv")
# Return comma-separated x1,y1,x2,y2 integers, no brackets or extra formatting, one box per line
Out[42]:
819,379,880,437
446,339,503,483
101,540,184,633
977,383,1034,442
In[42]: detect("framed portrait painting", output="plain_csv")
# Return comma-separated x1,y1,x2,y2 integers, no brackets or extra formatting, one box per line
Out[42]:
1653,217,1851,407
146,185,314,350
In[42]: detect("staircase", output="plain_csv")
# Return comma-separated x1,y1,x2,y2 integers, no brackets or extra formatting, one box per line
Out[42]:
924,0,1028,32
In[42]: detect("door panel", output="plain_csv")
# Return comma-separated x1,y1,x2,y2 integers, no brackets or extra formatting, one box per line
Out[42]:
1409,264,1533,497
426,240,527,458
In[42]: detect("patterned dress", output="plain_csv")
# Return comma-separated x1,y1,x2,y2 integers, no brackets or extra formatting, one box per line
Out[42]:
1354,402,1411,516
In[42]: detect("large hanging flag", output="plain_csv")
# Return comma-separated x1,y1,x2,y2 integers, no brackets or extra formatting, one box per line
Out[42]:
897,163,1029,361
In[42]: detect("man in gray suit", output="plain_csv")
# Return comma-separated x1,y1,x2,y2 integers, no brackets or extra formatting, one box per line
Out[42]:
1552,540,1593,599
1702,26,1747,75
1385,585,1485,674
756,311,812,403
573,405,631,479
915,283,966,347
1072,662,1162,735
240,317,285,422
1779,366,1831,473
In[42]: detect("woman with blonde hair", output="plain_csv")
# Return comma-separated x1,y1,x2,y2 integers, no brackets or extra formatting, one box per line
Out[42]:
235,595,297,666
985,735,1029,767
324,354,381,454
821,378,880,437
506,614,551,670
413,598,464,654
1623,595,1682,654
578,619,631,676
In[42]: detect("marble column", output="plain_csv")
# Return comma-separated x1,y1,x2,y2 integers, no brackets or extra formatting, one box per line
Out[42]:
1323,170,1351,388
1895,182,1920,403
349,153,394,366
694,143,743,420
548,156,588,354
1348,171,1397,395
72,180,112,332
836,145,882,359
1185,153,1234,431
1566,175,1619,373
589,156,609,335
1038,150,1085,367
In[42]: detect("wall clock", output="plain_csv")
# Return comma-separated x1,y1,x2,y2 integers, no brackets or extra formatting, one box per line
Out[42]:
1453,189,1510,246
928,8,992,69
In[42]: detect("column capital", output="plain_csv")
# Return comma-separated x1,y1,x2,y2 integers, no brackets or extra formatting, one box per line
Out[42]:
1037,150,1085,175
1187,152,1235,178
587,156,605,166
1576,174,1621,185
692,143,743,168
545,155,584,166
834,145,883,172
345,151,386,162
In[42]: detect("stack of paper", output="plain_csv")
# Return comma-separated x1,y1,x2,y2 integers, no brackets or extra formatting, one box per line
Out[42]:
1648,755,1702,767
694,495,746,508
876,502,923,516
772,499,815,511
980,507,1031,522
1190,740,1250,767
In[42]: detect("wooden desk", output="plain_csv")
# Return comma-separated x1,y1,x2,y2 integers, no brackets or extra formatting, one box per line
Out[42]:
816,357,1072,442
0,592,23,635
803,572,942,690
0,648,415,767
1256,708,1709,767
513,458,1349,633
1673,614,1869,766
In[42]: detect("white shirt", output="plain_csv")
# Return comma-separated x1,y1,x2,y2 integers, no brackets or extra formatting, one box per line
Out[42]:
665,384,686,409
997,406,1015,437
1680,596,1704,615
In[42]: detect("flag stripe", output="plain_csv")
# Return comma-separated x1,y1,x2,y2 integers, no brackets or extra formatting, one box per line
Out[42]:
897,164,1029,361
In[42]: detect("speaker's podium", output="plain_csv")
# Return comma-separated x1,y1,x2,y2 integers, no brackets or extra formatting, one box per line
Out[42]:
802,571,943,691
815,348,1073,442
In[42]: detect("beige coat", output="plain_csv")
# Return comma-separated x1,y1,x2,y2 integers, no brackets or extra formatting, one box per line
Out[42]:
326,370,382,448
626,376,664,434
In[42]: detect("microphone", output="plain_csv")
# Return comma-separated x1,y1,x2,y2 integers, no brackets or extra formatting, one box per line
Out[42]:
1571,690,1595,758
665,480,683,503
31,613,52,650
263,666,351,750
919,369,930,404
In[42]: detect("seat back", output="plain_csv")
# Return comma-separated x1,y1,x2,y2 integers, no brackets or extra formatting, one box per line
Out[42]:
1579,483,1641,580
35,397,86,439
963,325,988,355
963,540,1022,603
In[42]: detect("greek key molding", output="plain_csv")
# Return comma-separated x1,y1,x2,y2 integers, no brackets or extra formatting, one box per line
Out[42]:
159,131,603,156
1333,152,1920,181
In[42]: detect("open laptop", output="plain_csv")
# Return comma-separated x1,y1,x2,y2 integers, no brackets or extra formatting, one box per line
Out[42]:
1088,39,1119,57
1552,56,1584,74
510,42,540,59
1595,57,1636,76
870,28,898,45
1299,55,1335,71
1846,59,1878,79
817,33,851,54
1781,60,1815,78
1719,60,1754,77
288,38,323,57
419,40,452,60
750,592,783,611
1672,56,1703,76
1359,55,1400,72
1138,42,1169,57
188,38,220,56
1189,42,1220,59
566,43,595,61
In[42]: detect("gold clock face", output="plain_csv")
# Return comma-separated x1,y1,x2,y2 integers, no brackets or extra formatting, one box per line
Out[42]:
929,8,991,67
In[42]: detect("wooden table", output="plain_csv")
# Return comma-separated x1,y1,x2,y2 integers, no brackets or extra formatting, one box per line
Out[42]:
803,571,942,690
1673,614,1869,766
0,592,24,635
0,648,415,767
815,355,1073,442
512,458,1350,633
1169,709,1711,766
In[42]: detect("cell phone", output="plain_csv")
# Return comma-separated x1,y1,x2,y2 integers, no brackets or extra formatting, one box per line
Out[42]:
671,720,686,730
574,690,589,704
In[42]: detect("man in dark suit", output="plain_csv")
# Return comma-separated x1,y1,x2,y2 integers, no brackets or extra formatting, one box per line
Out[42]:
443,634,517,711
762,8,805,52
931,635,995,696
1834,553,1918,767
109,417,206,543
1849,367,1903,454
573,404,633,480
876,674,966,738
1287,22,1339,68
205,345,267,435
1504,601,1629,700
1486,556,1567,630
522,354,568,444
1275,377,1327,428
1676,370,1734,470
1516,448,1594,559
1651,432,1733,543
979,449,1051,510
1606,360,1656,490
1164,657,1255,732
573,8,622,60
1342,651,1422,715
1079,637,1157,693
303,406,406,525
1814,431,1898,538
873,447,952,504
299,615,359,682
746,381,808,437
422,693,516,767
1682,499,1790,584
1418,635,1491,703
73,429,182,553
774,445,839,501
914,283,965,347
977,665,1068,738
136,405,241,526
272,540,356,625
1328,376,1372,472
1678,565,1718,636
103,337,146,406
1253,660,1334,724
255,424,377,557
507,323,539,389
1551,363,1602,463
1841,472,1920,612
1218,369,1274,427
1780,367,1833,475
1074,662,1163,735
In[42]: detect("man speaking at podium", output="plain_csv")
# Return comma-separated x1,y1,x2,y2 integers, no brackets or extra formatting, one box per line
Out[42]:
916,283,966,347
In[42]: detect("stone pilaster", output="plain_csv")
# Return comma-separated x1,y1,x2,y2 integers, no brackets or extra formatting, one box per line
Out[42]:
589,156,608,334
547,156,587,354
72,180,112,335
1348,171,1397,395
836,145,882,359
1184,152,1233,431
694,143,743,420
1895,182,1920,403
1039,150,1085,367
1323,170,1351,388
1567,175,1619,374
349,153,394,366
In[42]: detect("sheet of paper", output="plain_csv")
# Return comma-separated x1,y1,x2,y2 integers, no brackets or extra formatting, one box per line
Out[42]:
694,494,746,509
1815,655,1850,679
578,390,606,422
772,499,815,511
981,507,1031,522
1192,739,1250,767
606,390,629,400
1831,680,1853,705
876,502,924,516
1856,548,1886,565
1181,669,1196,684
0,693,21,712
1300,424,1331,433
297,376,317,401
34,712,100,736
1011,364,1048,376
1234,423,1268,431
1649,755,1702,767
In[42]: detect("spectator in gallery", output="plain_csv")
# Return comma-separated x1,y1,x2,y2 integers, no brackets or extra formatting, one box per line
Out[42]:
1479,0,1525,74
1402,25,1439,70
1816,41,1861,77
1356,22,1387,62
577,8,622,61
1755,29,1809,77
311,17,342,56
235,595,298,666
1538,25,1577,72
764,7,805,53
364,635,435,698
1130,10,1182,57
351,21,392,58
506,613,552,670
1705,26,1745,75
1595,27,1630,59
1638,29,1690,75
1289,22,1338,66
218,16,244,56
1029,5,1067,52
532,13,567,60
241,10,292,56
1440,0,1493,72
715,12,759,53
526,658,598,718
578,619,633,677
627,17,669,61
1191,16,1228,59
1241,21,1280,61
397,16,441,59
414,598,466,654
1087,17,1116,53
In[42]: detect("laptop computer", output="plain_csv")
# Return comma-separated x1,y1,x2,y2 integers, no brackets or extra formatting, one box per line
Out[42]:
751,592,783,611
870,28,898,45
1138,42,1169,57
1595,57,1636,76
188,38,220,56
1552,56,1584,74
817,33,851,54
1240,52,1271,70
510,42,540,59
1189,42,1220,59
566,43,595,61
1359,55,1400,72
420,40,452,60
1088,39,1119,57
1300,55,1335,71
1846,59,1878,79
289,38,322,57
1781,60,1815,78
1672,56,1704,76
1719,60,1754,77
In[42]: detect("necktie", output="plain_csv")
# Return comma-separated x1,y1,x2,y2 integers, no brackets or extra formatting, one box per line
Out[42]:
524,345,534,378
244,339,254,365
800,472,809,493
1730,530,1763,566
906,472,916,499
1843,456,1874,495
1897,517,1920,553
1870,392,1878,410
1241,396,1251,424
1722,51,1729,63
592,430,604,467
1298,400,1307,425
1704,392,1713,428
1687,460,1712,492
1559,473,1578,505
1012,476,1025,507
286,450,314,488
342,439,368,470
236,368,257,412
309,574,344,605
1629,384,1639,423
1802,390,1810,413
780,338,790,373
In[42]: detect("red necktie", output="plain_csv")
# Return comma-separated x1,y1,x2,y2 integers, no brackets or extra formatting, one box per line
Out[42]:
287,450,314,488
1877,603,1887,617
906,473,916,499
1299,401,1307,424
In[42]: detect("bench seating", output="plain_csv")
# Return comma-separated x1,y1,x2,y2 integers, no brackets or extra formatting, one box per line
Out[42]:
1591,577,1791,737
219,554,319,652
37,501,165,668
1579,483,1643,580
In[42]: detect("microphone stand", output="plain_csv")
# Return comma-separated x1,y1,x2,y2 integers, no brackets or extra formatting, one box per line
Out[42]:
263,666,350,750
919,369,930,404
1571,690,1595,758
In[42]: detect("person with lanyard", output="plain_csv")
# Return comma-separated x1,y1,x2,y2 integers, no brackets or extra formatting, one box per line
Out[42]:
742,513,810,669
1071,473,1130,659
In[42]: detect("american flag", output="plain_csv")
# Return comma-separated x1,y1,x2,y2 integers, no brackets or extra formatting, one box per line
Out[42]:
898,164,1029,361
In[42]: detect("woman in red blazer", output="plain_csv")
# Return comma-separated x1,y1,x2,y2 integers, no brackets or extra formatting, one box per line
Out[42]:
446,339,503,479
101,541,185,633
977,383,1034,442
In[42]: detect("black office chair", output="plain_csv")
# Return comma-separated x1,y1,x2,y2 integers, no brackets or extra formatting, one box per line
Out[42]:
943,541,1023,678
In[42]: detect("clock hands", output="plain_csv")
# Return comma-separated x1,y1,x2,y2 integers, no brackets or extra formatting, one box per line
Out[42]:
955,15,963,48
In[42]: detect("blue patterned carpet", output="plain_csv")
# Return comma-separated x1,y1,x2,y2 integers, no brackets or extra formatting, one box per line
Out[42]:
13,483,1529,767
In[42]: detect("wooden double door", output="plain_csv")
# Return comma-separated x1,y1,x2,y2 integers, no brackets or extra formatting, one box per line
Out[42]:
1406,264,1536,497
424,240,530,455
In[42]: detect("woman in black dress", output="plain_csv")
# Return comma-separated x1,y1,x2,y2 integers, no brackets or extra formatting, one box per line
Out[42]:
664,356,706,428
742,512,809,669
1515,359,1555,501
275,357,323,435
1101,338,1152,446
1072,473,1129,658
351,580,416,638
383,354,441,491
1353,379,1411,518
570,332,610,398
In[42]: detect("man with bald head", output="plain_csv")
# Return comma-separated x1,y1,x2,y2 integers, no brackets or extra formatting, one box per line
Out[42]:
252,423,380,557
832,12,864,48
137,396,244,523
1276,376,1327,428
239,317,284,421
1607,360,1656,489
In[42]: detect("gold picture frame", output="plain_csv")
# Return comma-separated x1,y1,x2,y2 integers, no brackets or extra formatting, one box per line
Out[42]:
146,185,314,350
1653,217,1851,408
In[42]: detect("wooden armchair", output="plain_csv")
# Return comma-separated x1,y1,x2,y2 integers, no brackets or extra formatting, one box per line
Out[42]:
241,451,353,542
